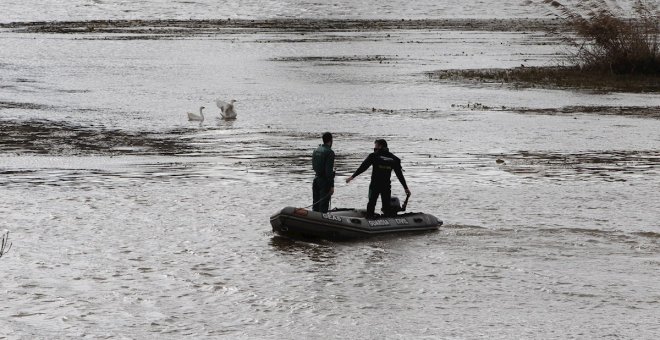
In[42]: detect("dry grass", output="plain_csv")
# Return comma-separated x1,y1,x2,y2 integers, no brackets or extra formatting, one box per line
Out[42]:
526,0,659,74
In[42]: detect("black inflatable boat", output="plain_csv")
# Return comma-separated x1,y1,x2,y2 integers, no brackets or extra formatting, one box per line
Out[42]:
270,206,442,240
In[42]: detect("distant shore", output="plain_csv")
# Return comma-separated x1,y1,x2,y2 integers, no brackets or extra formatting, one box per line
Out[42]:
3,18,656,98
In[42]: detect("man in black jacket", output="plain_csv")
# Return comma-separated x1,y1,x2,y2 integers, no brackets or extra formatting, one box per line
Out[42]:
312,132,335,213
346,139,411,218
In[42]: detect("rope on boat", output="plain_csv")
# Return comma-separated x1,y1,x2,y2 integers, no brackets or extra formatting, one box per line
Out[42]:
303,192,332,209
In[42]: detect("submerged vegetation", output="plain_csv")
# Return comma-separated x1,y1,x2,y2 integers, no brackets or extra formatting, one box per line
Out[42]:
429,66,658,92
0,118,196,156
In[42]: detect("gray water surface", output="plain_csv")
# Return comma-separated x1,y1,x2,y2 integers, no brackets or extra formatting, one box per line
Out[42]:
1,15,659,340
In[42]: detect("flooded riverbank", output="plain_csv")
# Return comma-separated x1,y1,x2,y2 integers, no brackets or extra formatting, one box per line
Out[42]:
1,12,659,339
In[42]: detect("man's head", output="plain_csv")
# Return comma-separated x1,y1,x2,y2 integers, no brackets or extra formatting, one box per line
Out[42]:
374,139,387,152
322,132,333,146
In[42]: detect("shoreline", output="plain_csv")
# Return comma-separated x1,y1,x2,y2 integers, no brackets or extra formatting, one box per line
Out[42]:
0,18,564,34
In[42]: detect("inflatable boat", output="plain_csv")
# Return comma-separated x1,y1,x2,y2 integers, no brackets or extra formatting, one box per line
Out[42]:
270,206,442,240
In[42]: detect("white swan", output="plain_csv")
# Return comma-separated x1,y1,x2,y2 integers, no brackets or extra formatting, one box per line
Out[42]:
187,106,205,122
216,99,237,120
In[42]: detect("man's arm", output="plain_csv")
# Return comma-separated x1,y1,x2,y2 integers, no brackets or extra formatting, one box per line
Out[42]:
346,154,373,183
394,164,411,195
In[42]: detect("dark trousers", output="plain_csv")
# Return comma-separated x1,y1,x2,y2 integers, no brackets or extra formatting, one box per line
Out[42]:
312,177,332,213
367,184,391,218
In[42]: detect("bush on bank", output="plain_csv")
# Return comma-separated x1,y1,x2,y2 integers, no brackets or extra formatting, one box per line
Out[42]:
529,0,659,75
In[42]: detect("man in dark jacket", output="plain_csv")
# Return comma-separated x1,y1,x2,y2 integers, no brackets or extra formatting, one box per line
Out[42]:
312,132,335,213
346,139,411,218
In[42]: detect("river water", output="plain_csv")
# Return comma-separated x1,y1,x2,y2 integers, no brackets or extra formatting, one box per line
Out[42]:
1,1,660,339
2,0,546,23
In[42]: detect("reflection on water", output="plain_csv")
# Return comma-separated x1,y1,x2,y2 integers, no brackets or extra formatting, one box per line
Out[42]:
269,236,338,263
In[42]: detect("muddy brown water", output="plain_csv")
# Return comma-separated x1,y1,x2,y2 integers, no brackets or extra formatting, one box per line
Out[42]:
1,19,659,339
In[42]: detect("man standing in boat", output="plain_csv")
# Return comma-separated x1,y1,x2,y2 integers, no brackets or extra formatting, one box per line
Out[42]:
345,139,410,219
312,132,335,213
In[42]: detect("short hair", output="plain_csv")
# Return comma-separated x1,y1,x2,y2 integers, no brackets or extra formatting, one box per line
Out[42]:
375,139,387,148
322,132,333,144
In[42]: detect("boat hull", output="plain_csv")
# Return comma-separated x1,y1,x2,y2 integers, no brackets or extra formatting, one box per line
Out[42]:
270,206,442,240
